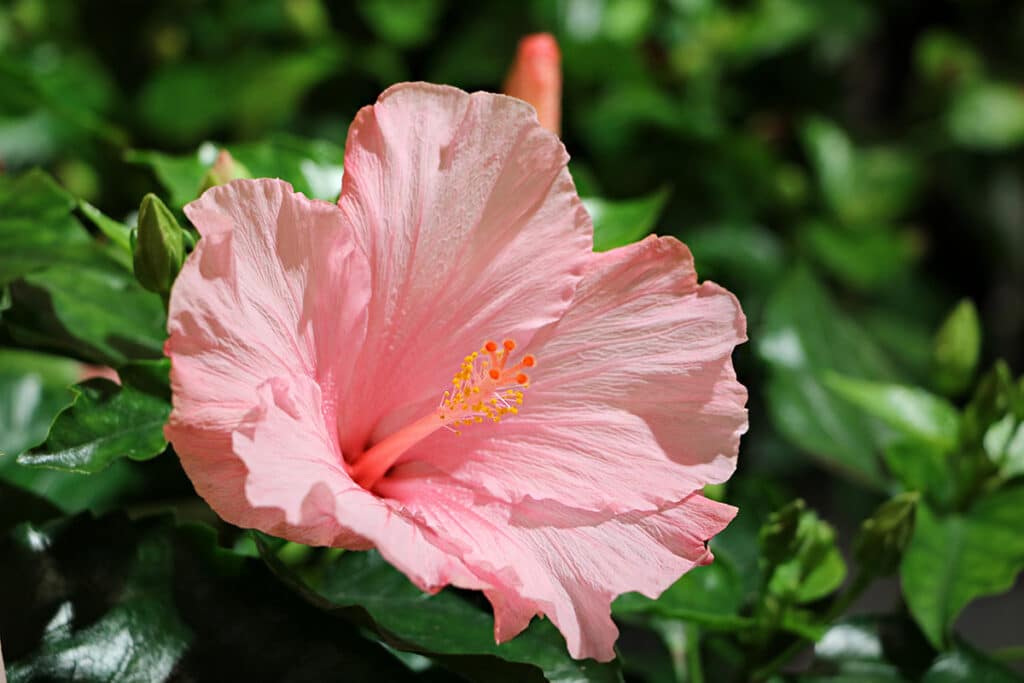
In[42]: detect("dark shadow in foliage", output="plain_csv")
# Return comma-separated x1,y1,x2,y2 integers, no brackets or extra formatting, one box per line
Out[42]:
0,514,423,683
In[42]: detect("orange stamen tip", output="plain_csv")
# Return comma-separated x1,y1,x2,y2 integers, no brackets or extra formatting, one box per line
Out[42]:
437,339,536,434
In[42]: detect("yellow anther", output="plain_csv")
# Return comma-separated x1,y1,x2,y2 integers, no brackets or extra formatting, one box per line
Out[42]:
436,338,535,433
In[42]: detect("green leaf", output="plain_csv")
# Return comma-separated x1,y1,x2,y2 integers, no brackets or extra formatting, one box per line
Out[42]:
948,82,1024,151
901,488,1024,649
0,349,79,459
962,362,1019,441
983,414,1024,480
78,199,133,256
358,0,444,48
825,374,961,452
932,299,982,396
684,221,785,288
801,118,919,225
881,438,954,504
803,220,918,292
19,361,170,474
922,643,1024,683
585,188,670,252
136,46,344,144
0,170,166,365
7,526,191,683
258,542,622,683
0,170,106,286
128,134,346,209
915,31,983,87
810,616,922,683
3,516,418,682
758,268,895,486
0,353,153,513
7,264,166,365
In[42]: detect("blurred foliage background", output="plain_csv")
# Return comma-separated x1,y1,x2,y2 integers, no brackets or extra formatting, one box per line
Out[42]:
2,0,1024,681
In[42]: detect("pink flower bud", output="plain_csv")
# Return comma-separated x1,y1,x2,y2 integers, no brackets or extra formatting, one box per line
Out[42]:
79,364,121,385
503,33,562,136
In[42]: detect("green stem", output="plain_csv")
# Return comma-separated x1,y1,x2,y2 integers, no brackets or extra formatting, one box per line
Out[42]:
641,606,820,640
750,571,873,682
684,623,704,683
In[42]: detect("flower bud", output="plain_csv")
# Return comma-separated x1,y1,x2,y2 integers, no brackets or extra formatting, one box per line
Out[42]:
132,193,185,298
853,492,919,577
759,499,805,567
198,149,252,195
503,33,562,136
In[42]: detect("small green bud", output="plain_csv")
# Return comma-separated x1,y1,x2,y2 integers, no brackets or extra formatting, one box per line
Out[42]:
962,361,1016,446
761,500,847,603
198,149,252,195
759,499,805,567
931,299,981,396
853,492,918,577
133,193,185,298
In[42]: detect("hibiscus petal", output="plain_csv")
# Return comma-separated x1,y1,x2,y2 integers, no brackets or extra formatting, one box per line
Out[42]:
336,83,592,455
165,178,370,529
400,235,748,512
231,373,482,592
378,472,736,661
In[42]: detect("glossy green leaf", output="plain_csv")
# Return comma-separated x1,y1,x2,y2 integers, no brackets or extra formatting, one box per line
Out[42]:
932,299,982,396
0,352,92,500
758,268,894,485
3,516,418,682
128,134,345,209
983,414,1024,479
825,375,960,452
6,264,166,365
921,644,1024,683
948,82,1024,151
0,351,147,513
19,361,170,474
0,170,106,286
901,488,1024,649
0,349,79,458
585,189,670,252
258,542,622,683
78,199,133,256
810,616,923,683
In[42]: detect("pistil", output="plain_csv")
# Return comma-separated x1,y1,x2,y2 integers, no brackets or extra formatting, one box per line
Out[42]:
349,339,534,490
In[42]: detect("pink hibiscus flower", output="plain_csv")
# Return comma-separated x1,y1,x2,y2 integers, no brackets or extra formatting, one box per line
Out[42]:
165,83,747,661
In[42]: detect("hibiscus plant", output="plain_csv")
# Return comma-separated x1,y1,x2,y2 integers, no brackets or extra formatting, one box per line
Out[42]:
1,3,1023,683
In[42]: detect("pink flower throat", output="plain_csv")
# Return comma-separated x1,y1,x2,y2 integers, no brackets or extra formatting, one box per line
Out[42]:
349,339,535,490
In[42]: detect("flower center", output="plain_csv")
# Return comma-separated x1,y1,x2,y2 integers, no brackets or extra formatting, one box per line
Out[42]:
349,339,534,491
